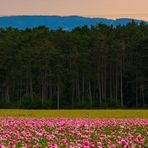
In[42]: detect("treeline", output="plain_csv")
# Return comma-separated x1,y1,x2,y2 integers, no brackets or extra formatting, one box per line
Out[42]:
0,22,148,109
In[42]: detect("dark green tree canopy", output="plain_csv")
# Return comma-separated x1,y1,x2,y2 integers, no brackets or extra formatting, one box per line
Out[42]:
0,22,148,109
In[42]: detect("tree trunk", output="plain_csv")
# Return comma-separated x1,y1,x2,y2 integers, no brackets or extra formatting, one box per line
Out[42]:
71,82,75,109
82,74,85,103
57,83,60,109
135,75,138,108
141,84,145,108
41,73,48,104
76,72,80,103
88,80,92,108
98,72,102,104
120,68,123,107
115,65,118,103
5,85,10,103
110,64,113,99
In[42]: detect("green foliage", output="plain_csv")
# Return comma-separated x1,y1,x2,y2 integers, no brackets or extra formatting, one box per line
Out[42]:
72,101,92,109
21,92,39,102
0,23,148,109
0,102,19,109
20,93,52,109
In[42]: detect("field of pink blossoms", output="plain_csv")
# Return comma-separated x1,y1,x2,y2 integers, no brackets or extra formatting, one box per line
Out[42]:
0,118,148,148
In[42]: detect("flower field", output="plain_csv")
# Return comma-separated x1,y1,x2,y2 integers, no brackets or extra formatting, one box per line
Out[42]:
0,118,148,148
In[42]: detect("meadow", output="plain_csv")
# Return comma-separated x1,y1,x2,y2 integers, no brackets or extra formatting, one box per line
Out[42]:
0,109,148,118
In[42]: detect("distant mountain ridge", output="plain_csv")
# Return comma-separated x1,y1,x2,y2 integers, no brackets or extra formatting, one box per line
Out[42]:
0,15,147,30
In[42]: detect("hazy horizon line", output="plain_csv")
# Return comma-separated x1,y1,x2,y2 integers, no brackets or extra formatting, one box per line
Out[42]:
0,14,147,21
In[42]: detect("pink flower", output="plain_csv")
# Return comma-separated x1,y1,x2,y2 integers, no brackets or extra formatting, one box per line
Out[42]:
83,140,89,146
128,133,134,139
137,135,142,141
108,144,116,148
62,139,68,144
119,139,127,145
36,132,43,136
108,139,111,144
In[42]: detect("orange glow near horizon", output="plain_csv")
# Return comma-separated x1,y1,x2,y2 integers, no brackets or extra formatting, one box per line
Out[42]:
0,0,148,21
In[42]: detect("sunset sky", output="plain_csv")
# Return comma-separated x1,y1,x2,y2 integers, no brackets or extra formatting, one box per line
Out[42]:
0,0,148,21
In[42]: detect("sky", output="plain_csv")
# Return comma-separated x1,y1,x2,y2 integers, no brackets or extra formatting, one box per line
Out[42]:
0,0,148,21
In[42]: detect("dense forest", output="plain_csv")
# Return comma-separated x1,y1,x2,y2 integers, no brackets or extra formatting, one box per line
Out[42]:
0,22,148,109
